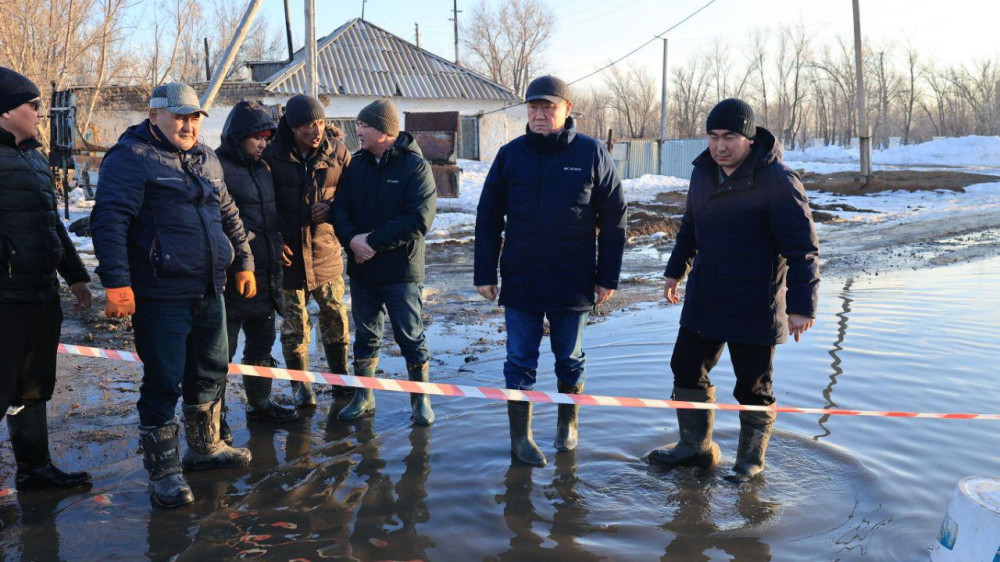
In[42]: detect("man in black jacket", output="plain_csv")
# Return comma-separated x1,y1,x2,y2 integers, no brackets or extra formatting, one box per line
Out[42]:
0,67,92,491
330,98,437,425
650,98,820,483
91,82,255,508
475,76,627,467
264,95,351,408
216,101,298,436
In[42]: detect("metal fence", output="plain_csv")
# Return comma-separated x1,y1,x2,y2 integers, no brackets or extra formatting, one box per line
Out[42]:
660,138,707,180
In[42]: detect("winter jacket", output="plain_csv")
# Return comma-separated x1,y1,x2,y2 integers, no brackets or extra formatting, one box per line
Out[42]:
664,126,819,345
217,101,282,318
0,128,89,302
264,116,350,291
331,132,436,285
474,117,628,313
91,120,253,299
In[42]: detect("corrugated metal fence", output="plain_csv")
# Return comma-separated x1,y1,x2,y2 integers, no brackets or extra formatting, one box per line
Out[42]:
608,138,707,180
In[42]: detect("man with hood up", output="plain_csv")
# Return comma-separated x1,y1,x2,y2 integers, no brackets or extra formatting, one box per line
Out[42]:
330,98,437,425
216,101,298,439
264,95,351,408
91,82,255,508
650,98,820,483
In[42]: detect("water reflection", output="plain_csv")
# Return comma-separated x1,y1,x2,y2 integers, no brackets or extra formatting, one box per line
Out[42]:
815,278,854,441
492,452,600,561
660,477,776,561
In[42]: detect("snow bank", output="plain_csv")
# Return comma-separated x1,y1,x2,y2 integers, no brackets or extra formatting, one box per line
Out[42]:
786,136,1000,169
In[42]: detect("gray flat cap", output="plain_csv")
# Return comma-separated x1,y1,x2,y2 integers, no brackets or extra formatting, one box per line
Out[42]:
149,82,208,116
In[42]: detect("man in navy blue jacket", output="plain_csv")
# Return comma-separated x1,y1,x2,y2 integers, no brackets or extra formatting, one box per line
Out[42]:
475,76,627,467
650,98,820,483
91,83,256,508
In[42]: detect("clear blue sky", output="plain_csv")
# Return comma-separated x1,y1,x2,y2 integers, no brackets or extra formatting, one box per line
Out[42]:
259,0,999,90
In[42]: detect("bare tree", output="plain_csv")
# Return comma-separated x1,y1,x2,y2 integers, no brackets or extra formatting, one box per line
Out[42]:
670,58,711,138
603,64,659,139
573,86,612,139
462,0,554,97
899,44,922,144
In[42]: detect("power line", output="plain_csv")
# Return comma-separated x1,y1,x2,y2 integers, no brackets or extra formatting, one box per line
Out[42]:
568,0,718,85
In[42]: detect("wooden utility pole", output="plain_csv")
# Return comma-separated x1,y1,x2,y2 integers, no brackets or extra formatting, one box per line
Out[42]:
415,22,421,49
283,0,294,62
203,38,211,80
659,38,668,142
451,0,461,64
852,0,872,185
305,0,317,98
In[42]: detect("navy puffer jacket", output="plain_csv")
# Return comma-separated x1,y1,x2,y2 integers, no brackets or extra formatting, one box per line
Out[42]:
91,120,253,299
474,117,627,313
217,101,282,317
664,126,819,345
331,132,436,284
0,128,89,302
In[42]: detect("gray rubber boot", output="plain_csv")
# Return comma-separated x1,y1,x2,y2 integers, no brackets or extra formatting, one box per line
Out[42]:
285,351,317,408
324,343,352,397
725,409,777,484
647,386,721,469
181,398,252,470
337,358,377,420
554,381,583,452
244,357,298,422
7,402,91,490
139,419,194,508
508,400,546,467
219,381,233,445
406,362,435,426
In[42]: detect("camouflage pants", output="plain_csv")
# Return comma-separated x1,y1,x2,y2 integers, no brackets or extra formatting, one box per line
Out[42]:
281,277,350,357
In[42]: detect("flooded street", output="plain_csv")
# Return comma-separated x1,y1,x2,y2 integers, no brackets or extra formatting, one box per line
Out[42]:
1,254,998,560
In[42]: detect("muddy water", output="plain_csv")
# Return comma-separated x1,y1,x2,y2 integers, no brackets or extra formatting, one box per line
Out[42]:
2,258,999,561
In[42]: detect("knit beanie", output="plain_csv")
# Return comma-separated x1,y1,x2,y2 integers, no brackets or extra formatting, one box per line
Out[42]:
284,95,326,128
357,99,400,137
0,67,41,115
706,98,756,139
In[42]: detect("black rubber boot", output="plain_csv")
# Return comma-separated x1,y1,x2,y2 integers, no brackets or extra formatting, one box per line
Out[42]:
181,398,252,470
554,381,583,452
647,386,721,469
725,409,776,484
139,419,194,508
323,343,351,397
406,362,435,426
508,400,546,467
6,403,91,490
219,382,233,445
285,352,317,408
244,357,298,423
337,358,377,420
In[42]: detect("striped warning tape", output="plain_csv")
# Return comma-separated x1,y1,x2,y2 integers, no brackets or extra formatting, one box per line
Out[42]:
57,343,1000,420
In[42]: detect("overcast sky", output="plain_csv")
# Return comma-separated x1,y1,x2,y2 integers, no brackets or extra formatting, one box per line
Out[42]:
259,0,999,90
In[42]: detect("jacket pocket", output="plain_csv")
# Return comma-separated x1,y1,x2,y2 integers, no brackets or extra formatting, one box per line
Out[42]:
719,260,773,319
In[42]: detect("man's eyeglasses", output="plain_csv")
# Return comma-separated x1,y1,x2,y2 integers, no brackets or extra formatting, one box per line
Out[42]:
25,100,42,111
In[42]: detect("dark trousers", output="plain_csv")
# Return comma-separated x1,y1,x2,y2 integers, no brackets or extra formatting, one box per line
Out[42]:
132,295,230,426
226,308,277,363
349,279,429,366
503,307,588,391
670,327,775,406
0,297,62,418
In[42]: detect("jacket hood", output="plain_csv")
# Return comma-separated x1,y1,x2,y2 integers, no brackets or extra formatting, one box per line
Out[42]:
355,131,423,164
218,101,276,158
692,125,782,178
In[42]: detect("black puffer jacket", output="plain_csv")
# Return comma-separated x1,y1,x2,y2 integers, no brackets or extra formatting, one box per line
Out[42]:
331,132,436,285
0,128,89,302
217,101,282,317
664,126,819,345
264,116,350,291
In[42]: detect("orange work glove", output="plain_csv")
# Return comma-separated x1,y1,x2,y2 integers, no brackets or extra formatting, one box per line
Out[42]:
235,271,257,299
105,286,135,318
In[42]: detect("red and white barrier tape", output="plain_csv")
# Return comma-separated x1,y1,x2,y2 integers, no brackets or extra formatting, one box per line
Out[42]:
57,343,1000,420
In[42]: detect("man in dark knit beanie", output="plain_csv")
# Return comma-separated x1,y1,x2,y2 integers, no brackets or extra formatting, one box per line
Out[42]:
0,66,93,492
653,96,819,485
330,97,437,426
284,94,326,129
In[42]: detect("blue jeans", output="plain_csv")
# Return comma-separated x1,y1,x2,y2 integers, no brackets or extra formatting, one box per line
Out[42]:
503,307,589,391
132,295,230,426
350,280,430,366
